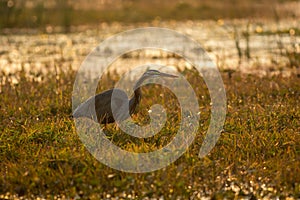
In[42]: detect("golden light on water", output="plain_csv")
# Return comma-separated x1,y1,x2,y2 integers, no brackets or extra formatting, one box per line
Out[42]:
289,28,295,36
255,25,263,33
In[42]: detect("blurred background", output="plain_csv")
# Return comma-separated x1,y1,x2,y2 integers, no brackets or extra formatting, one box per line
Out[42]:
0,0,299,76
0,0,299,31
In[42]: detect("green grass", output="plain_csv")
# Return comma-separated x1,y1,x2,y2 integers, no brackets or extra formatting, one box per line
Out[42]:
0,67,300,199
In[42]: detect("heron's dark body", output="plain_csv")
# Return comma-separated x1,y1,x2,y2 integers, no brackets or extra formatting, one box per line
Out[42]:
94,88,141,124
72,70,177,124
72,88,141,124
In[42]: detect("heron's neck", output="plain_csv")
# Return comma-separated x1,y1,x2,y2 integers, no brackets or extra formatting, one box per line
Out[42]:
132,74,149,100
133,75,148,91
129,75,148,113
128,87,141,114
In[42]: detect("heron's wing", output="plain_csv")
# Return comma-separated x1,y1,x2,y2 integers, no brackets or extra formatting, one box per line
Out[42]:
98,89,131,122
73,95,98,121
73,89,130,123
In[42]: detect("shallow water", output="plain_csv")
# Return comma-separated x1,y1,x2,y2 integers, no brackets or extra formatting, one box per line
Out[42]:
0,19,299,78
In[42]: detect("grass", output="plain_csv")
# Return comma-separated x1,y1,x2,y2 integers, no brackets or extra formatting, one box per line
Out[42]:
0,65,299,199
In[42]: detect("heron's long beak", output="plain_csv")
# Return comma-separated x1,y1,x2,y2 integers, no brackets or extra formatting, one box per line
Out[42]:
159,72,178,78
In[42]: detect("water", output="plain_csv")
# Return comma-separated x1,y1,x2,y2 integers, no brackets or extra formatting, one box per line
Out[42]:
0,19,299,77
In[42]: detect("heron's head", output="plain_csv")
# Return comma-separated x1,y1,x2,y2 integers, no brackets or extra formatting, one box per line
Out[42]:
142,69,178,79
134,69,178,90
